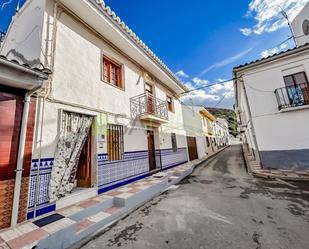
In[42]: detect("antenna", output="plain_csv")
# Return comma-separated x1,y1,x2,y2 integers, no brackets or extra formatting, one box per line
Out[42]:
15,0,20,13
280,8,297,47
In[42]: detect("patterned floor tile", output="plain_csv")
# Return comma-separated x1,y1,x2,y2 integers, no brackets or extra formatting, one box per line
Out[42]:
106,190,123,197
115,193,134,199
0,222,37,242
58,206,84,217
41,218,75,234
105,207,121,214
88,212,111,223
79,200,100,209
93,195,113,202
6,229,48,249
76,219,94,233
127,188,141,194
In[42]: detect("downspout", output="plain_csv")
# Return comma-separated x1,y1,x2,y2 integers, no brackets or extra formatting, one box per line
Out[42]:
32,0,59,218
32,96,45,218
11,85,43,227
240,77,261,163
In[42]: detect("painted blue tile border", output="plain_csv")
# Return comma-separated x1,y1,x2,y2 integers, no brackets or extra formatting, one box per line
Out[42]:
27,204,56,220
98,172,150,194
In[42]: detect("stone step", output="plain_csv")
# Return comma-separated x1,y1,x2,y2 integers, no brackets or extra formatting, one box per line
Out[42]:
58,195,114,222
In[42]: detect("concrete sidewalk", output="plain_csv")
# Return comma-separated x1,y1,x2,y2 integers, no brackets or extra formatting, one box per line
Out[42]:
242,145,309,181
0,150,223,249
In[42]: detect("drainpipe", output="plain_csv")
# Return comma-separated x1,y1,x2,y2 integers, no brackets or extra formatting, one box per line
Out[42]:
33,96,46,219
11,85,43,227
241,78,261,163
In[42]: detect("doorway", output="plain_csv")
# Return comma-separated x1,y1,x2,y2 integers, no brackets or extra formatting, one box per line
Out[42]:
76,128,92,188
187,136,198,161
145,83,155,114
147,130,156,171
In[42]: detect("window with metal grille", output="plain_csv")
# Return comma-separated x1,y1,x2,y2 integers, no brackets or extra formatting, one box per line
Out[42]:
103,56,123,89
171,133,177,152
107,124,124,161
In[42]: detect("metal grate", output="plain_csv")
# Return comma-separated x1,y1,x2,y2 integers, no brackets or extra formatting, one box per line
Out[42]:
130,92,168,120
275,83,309,110
107,124,124,161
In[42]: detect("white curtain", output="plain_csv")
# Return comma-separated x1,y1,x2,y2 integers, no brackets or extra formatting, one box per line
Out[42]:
49,111,93,202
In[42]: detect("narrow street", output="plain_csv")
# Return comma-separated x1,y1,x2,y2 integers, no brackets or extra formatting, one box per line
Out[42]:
81,145,309,249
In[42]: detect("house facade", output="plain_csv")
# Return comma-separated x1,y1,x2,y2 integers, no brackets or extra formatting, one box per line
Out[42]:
214,118,230,148
234,43,309,170
181,105,221,159
1,0,190,224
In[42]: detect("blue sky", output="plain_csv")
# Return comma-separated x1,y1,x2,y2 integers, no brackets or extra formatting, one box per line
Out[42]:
0,0,308,109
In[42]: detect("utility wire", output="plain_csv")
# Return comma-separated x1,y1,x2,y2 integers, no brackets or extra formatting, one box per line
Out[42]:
181,78,235,95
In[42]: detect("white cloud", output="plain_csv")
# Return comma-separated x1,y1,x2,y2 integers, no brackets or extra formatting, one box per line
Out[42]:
260,42,288,57
175,70,189,78
200,47,253,76
217,78,227,82
241,0,308,36
192,77,209,85
184,81,195,90
240,28,252,36
209,81,234,98
180,90,220,106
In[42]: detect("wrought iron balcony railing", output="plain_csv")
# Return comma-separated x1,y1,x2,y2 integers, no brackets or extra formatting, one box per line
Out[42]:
275,83,309,110
130,93,168,120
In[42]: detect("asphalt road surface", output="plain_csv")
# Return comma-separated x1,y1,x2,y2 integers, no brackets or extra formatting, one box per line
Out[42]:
81,145,309,249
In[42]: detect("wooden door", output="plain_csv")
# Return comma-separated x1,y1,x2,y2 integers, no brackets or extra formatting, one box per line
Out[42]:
76,129,92,188
147,130,156,171
187,136,198,161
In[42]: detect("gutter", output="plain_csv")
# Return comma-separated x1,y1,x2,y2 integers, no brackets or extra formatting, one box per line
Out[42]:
0,57,50,80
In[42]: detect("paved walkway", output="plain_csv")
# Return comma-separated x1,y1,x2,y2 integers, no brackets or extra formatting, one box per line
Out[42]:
81,145,309,249
0,156,202,249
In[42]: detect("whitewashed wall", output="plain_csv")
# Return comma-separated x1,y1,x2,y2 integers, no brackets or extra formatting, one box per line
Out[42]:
0,0,46,66
242,52,309,152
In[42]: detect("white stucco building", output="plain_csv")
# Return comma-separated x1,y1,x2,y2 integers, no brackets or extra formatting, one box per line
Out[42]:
181,105,221,159
234,42,309,170
214,118,230,148
0,0,192,222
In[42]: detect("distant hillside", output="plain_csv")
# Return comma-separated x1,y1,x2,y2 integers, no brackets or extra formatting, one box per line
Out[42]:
207,107,238,137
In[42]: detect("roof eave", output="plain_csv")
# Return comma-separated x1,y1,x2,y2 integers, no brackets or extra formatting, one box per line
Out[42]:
233,44,309,73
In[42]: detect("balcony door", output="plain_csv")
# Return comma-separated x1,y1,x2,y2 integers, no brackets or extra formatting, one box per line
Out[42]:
145,83,155,114
284,72,309,105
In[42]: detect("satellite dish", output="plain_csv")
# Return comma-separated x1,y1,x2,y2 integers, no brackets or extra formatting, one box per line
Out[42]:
302,19,309,35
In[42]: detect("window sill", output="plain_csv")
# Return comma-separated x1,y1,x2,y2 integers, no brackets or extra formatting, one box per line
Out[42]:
101,80,125,92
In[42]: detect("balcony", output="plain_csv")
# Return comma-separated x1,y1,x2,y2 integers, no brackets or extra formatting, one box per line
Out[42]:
275,83,309,110
130,93,168,123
